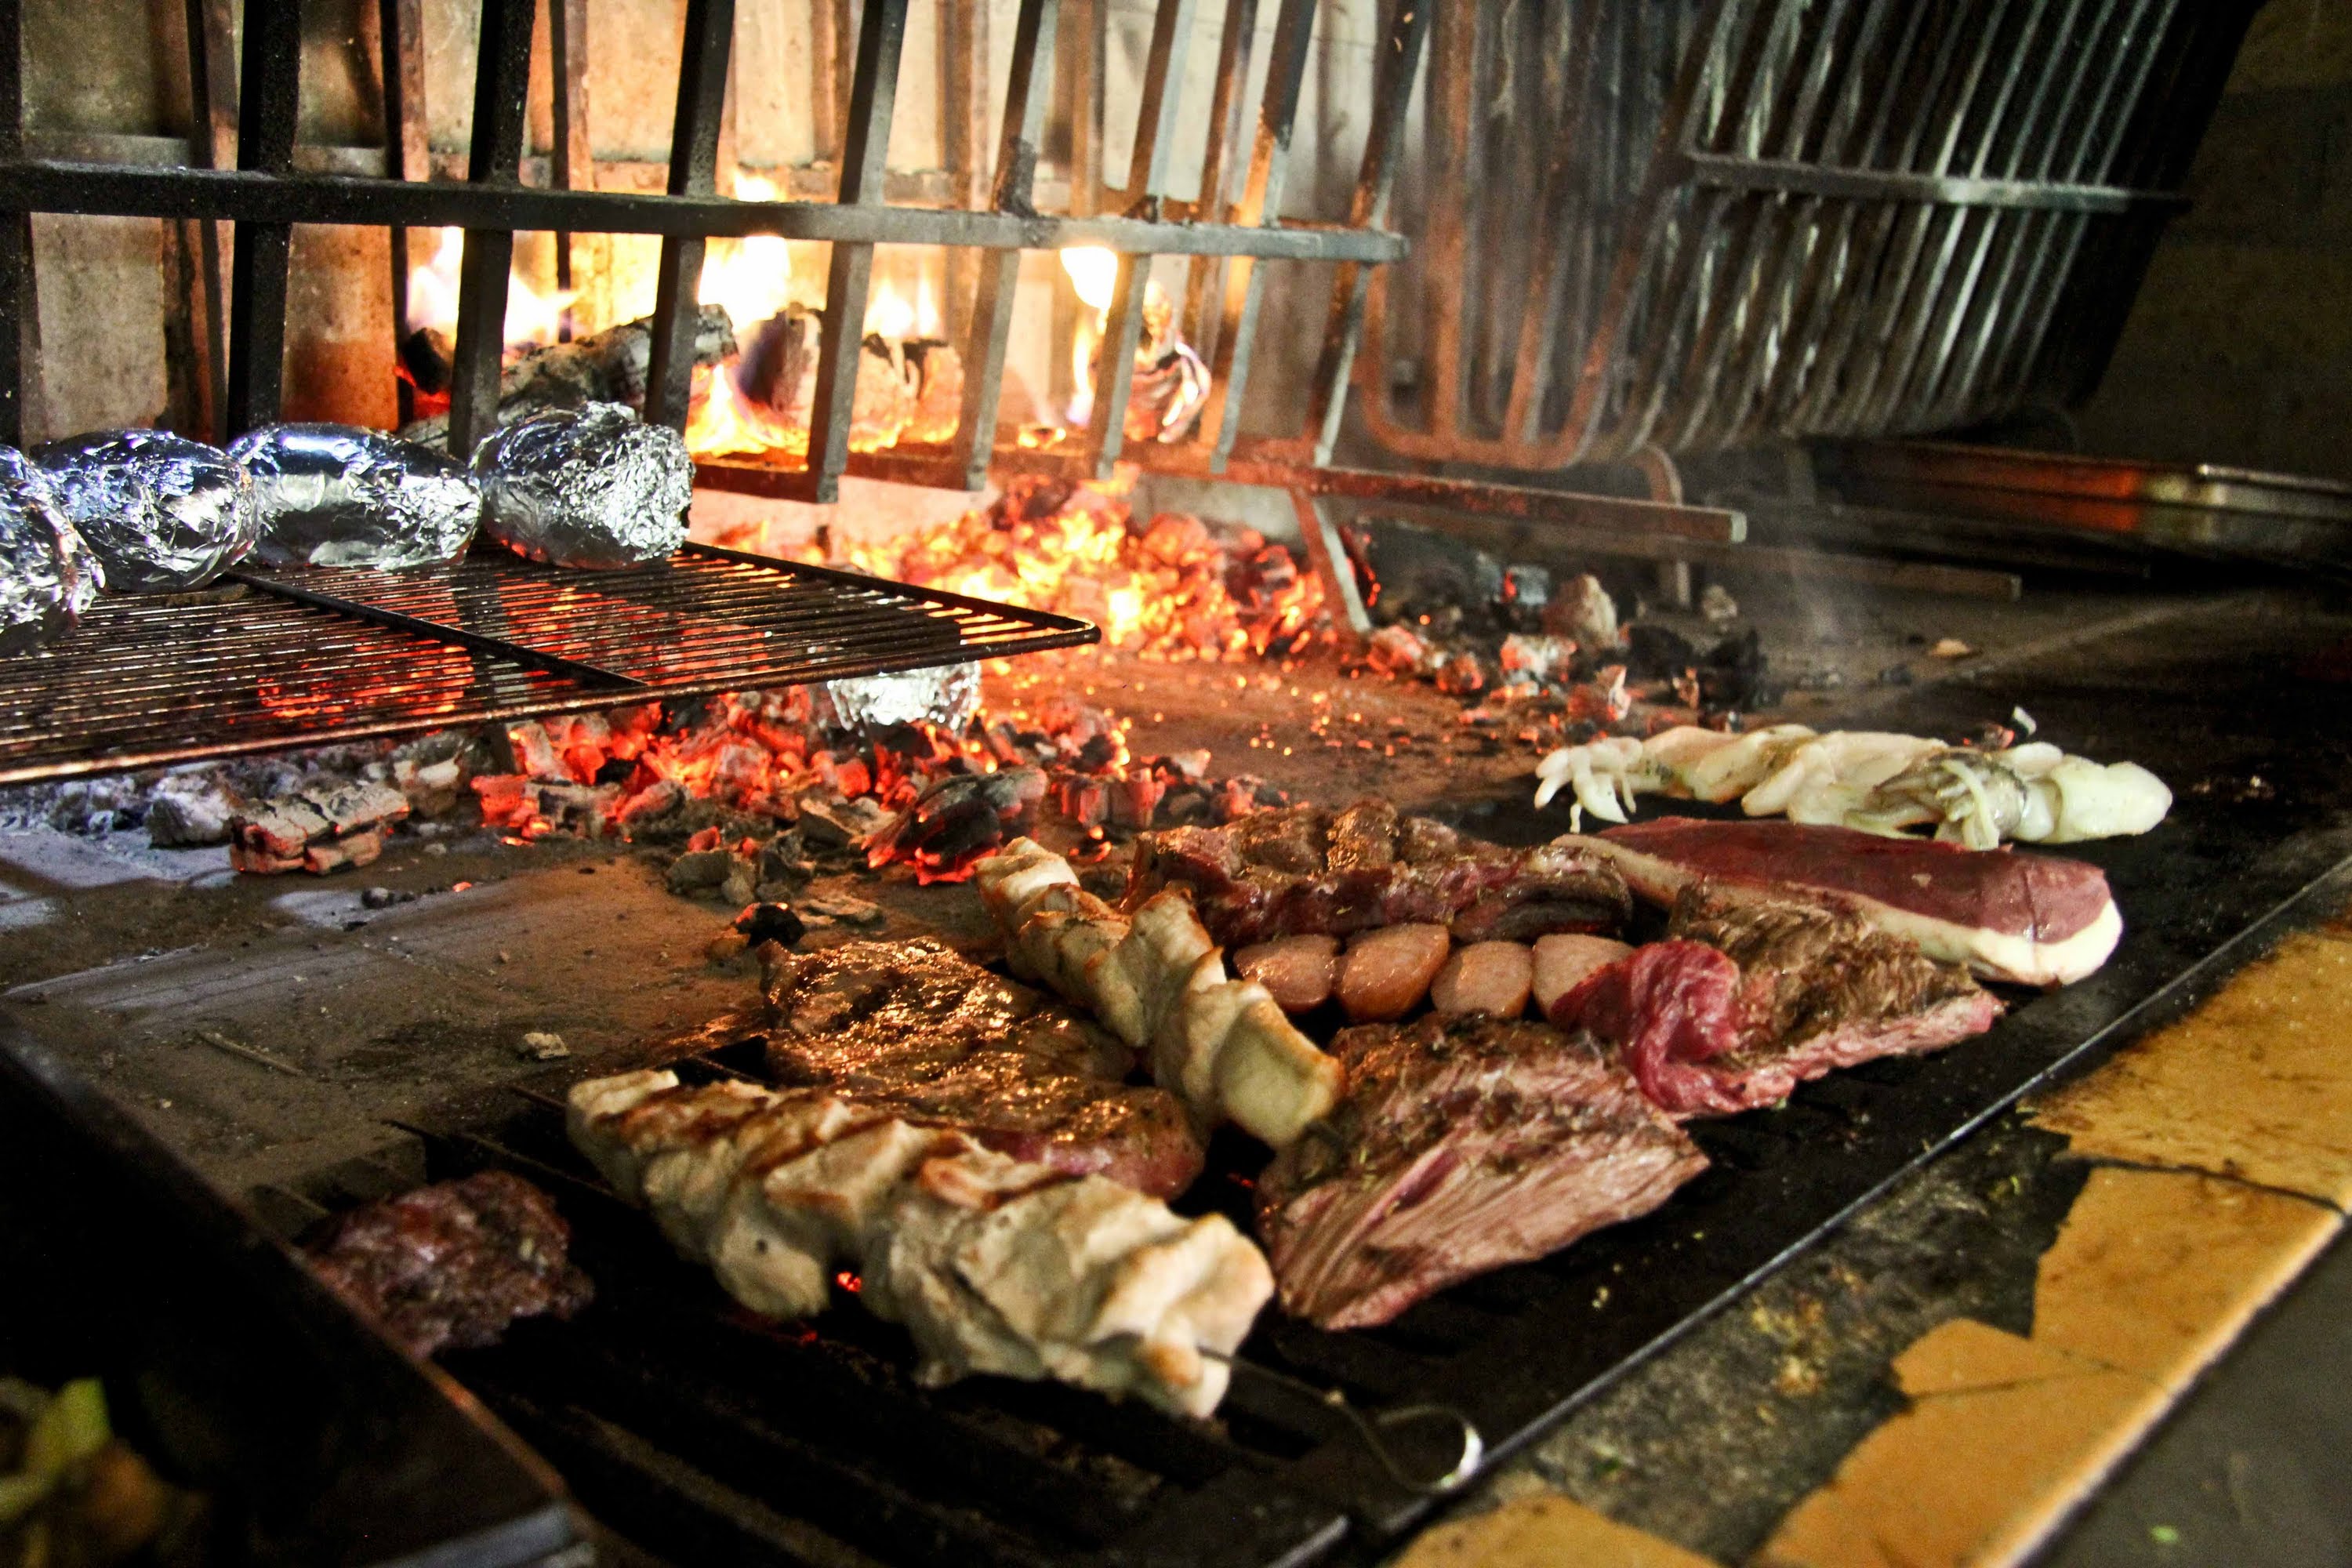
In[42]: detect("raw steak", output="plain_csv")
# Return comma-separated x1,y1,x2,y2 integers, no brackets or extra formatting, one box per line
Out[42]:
1133,799,1631,949
1255,1015,1706,1329
761,938,1204,1198
1584,818,2121,986
1553,887,2001,1117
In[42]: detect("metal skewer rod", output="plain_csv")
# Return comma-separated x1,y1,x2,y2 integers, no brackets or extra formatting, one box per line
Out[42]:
1201,1348,1485,1497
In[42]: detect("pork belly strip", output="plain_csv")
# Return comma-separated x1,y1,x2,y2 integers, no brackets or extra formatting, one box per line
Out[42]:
1583,818,2120,986
1256,1017,1705,1330
1553,887,2001,1118
973,839,1341,1148
568,1070,1272,1418
1133,800,1632,949
759,938,1203,1198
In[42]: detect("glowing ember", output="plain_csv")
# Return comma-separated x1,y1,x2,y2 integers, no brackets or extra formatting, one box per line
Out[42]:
836,477,1327,659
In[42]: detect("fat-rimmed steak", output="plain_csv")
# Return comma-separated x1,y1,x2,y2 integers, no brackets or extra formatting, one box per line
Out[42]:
1134,799,1631,949
1553,886,2001,1117
1586,818,2120,986
760,938,1205,1198
1255,1015,1706,1330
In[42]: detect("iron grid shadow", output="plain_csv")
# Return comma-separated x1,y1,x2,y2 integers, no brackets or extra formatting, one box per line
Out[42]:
0,542,1098,785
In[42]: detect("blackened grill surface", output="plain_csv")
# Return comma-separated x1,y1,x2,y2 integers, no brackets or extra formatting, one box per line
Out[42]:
0,542,1097,785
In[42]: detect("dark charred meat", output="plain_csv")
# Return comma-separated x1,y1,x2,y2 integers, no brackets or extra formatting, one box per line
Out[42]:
760,938,1205,1198
1255,1016,1706,1330
1554,887,2001,1118
303,1171,593,1359
1132,800,1631,949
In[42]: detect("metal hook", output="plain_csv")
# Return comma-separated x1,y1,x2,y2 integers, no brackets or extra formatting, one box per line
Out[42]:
1205,1351,1484,1497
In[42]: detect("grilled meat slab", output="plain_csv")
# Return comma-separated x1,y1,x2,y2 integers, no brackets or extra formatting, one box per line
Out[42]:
1256,1017,1705,1330
1134,800,1632,949
1554,887,2001,1118
761,938,1204,1199
568,1070,1272,1417
303,1171,593,1358
1587,818,2121,985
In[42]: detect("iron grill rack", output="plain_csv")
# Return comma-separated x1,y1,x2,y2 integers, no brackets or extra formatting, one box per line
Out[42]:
0,543,1097,786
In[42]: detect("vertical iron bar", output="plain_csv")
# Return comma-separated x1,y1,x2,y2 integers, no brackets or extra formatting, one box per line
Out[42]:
644,0,737,433
1419,0,1476,447
1064,0,1104,216
0,0,31,447
956,0,1058,488
548,0,591,296
1083,0,1198,478
804,0,907,503
1198,0,1318,470
446,0,535,457
811,0,844,165
1180,0,1259,366
380,0,428,422
223,0,302,437
1306,0,1430,463
183,0,237,441
940,0,989,347
1290,491,1368,643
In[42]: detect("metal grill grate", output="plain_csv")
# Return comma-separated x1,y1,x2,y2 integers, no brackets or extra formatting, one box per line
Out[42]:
0,546,1096,786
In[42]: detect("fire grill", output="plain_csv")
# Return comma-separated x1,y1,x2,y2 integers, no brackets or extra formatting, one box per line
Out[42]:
1361,0,2259,470
0,545,1095,784
318,761,2329,1568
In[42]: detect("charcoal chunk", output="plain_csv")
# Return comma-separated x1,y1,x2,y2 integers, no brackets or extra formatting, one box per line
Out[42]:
234,423,481,568
0,448,100,654
34,428,256,590
732,901,807,949
473,401,691,570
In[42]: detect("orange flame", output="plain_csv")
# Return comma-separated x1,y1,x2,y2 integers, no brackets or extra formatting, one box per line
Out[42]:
406,227,576,349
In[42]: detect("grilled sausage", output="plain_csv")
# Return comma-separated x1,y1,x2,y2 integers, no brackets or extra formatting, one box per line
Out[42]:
1234,935,1342,1014
1429,941,1534,1018
1338,924,1452,1023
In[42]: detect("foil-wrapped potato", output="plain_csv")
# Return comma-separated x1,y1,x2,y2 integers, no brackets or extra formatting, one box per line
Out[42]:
232,423,481,569
0,448,100,655
473,402,691,569
34,428,255,591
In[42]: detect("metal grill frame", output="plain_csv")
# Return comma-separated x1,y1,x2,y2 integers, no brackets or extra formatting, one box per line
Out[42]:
0,543,1098,786
1358,0,2262,471
0,0,1428,506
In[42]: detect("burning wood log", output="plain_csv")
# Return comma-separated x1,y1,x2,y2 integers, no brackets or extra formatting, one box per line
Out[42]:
397,307,739,448
228,782,410,874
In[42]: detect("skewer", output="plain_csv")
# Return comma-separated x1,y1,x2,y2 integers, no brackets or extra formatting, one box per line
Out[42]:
1202,1348,1484,1496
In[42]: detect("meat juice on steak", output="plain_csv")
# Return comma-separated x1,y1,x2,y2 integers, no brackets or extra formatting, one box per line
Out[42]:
1255,1016,1706,1330
760,938,1205,1198
303,1170,594,1358
1133,798,1632,949
1553,886,2001,1118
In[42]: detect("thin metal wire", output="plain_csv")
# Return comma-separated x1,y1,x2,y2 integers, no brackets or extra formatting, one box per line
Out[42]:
1202,1349,1485,1497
